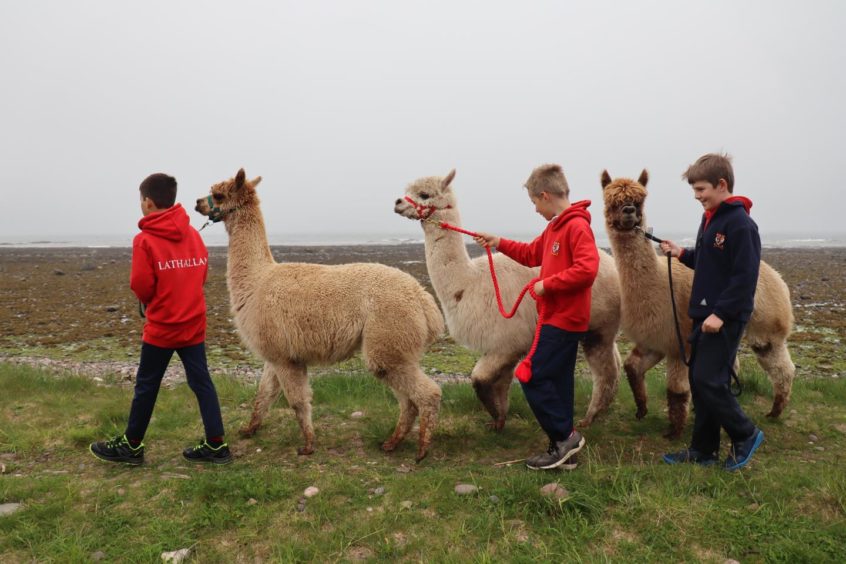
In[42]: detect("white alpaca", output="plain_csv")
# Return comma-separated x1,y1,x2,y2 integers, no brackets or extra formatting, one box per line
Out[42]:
601,170,795,438
196,169,445,461
394,170,622,429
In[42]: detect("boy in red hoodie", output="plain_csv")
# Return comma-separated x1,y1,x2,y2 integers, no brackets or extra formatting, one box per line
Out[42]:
475,164,599,470
90,173,231,465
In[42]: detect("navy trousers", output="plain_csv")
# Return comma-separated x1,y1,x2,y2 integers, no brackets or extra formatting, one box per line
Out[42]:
125,341,225,442
520,324,584,443
688,319,756,455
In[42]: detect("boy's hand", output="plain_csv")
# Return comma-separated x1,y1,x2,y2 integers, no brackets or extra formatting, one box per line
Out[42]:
659,239,682,257
473,232,500,249
702,313,724,333
533,280,545,296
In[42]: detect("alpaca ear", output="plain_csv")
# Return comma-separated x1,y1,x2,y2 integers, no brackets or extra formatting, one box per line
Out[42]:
600,170,612,189
638,169,649,187
251,176,262,188
441,169,456,189
235,168,246,190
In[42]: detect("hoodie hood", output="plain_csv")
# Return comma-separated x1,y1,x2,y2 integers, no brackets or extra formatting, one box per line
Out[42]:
704,196,753,228
549,200,592,230
725,196,753,214
138,203,190,242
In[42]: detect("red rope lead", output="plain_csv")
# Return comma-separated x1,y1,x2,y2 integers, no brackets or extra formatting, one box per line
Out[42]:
438,221,545,383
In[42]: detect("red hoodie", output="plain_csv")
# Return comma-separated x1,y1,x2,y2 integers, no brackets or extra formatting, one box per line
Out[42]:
496,200,600,331
130,203,208,348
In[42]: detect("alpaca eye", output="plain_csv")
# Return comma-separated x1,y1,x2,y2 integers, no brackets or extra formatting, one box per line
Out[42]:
212,193,224,202
419,193,430,200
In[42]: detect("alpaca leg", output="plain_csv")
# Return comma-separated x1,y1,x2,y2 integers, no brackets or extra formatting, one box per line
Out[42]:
381,392,419,453
489,359,520,431
380,365,442,462
240,362,284,437
410,371,442,462
579,331,622,427
276,361,314,455
470,354,515,430
751,340,795,418
623,347,663,420
665,357,691,440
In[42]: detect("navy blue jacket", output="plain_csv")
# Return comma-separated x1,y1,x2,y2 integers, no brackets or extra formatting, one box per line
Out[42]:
679,198,761,322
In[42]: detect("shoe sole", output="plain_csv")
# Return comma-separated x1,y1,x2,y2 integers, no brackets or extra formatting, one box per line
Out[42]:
536,437,585,470
662,454,717,466
725,430,765,472
526,458,578,471
89,445,143,466
183,455,233,465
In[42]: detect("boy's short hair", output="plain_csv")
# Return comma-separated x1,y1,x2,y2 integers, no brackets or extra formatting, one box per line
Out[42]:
683,153,734,193
525,164,570,198
139,173,177,208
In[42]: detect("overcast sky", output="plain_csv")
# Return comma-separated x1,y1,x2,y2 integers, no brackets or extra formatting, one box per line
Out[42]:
1,1,842,244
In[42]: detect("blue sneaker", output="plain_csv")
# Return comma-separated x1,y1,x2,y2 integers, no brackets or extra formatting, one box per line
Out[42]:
724,429,764,472
662,448,718,466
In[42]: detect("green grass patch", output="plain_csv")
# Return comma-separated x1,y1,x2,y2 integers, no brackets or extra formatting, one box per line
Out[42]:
1,359,845,561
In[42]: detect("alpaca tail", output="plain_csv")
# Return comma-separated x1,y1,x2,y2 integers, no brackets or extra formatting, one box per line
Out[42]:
420,289,445,345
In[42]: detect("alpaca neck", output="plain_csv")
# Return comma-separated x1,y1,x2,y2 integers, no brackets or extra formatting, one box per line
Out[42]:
422,210,476,295
607,224,665,288
224,203,275,300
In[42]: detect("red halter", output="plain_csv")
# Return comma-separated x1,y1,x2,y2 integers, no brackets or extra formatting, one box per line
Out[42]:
404,195,452,220
402,193,544,382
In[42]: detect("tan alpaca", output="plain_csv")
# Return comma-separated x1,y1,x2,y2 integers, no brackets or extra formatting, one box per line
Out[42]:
394,170,622,429
600,170,795,438
195,169,445,462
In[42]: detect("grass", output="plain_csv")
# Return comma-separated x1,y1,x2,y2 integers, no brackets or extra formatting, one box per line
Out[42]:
1,358,845,562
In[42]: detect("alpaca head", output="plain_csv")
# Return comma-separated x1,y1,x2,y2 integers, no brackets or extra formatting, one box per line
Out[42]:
600,169,650,233
195,168,263,223
394,169,458,222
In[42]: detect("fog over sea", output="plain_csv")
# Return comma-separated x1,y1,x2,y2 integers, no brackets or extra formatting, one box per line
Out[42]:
1,231,844,250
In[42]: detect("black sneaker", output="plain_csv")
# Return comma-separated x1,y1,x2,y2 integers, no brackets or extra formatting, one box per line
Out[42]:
724,429,764,472
662,447,718,466
90,435,144,466
183,439,233,465
526,431,585,470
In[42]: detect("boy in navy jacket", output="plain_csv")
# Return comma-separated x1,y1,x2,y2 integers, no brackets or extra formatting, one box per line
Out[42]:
475,164,599,470
90,173,231,465
660,154,765,471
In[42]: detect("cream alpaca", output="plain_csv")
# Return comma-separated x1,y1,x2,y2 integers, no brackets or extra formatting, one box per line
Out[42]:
395,170,622,429
600,170,795,438
196,169,445,461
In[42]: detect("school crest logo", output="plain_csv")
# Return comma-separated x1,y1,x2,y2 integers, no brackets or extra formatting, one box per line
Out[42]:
714,232,726,250
552,241,560,256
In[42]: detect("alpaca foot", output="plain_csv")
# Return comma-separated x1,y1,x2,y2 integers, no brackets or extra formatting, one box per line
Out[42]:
238,424,258,438
297,445,314,456
635,406,648,420
485,418,506,431
381,439,399,453
415,448,429,464
663,427,683,440
766,395,787,418
577,416,593,428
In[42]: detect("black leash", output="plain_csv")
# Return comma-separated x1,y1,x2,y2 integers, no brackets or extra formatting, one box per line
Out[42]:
635,226,742,396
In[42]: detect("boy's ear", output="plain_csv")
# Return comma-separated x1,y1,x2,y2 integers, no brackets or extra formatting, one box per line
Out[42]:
235,168,246,190
638,169,649,187
441,169,456,189
600,170,612,189
251,176,262,188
